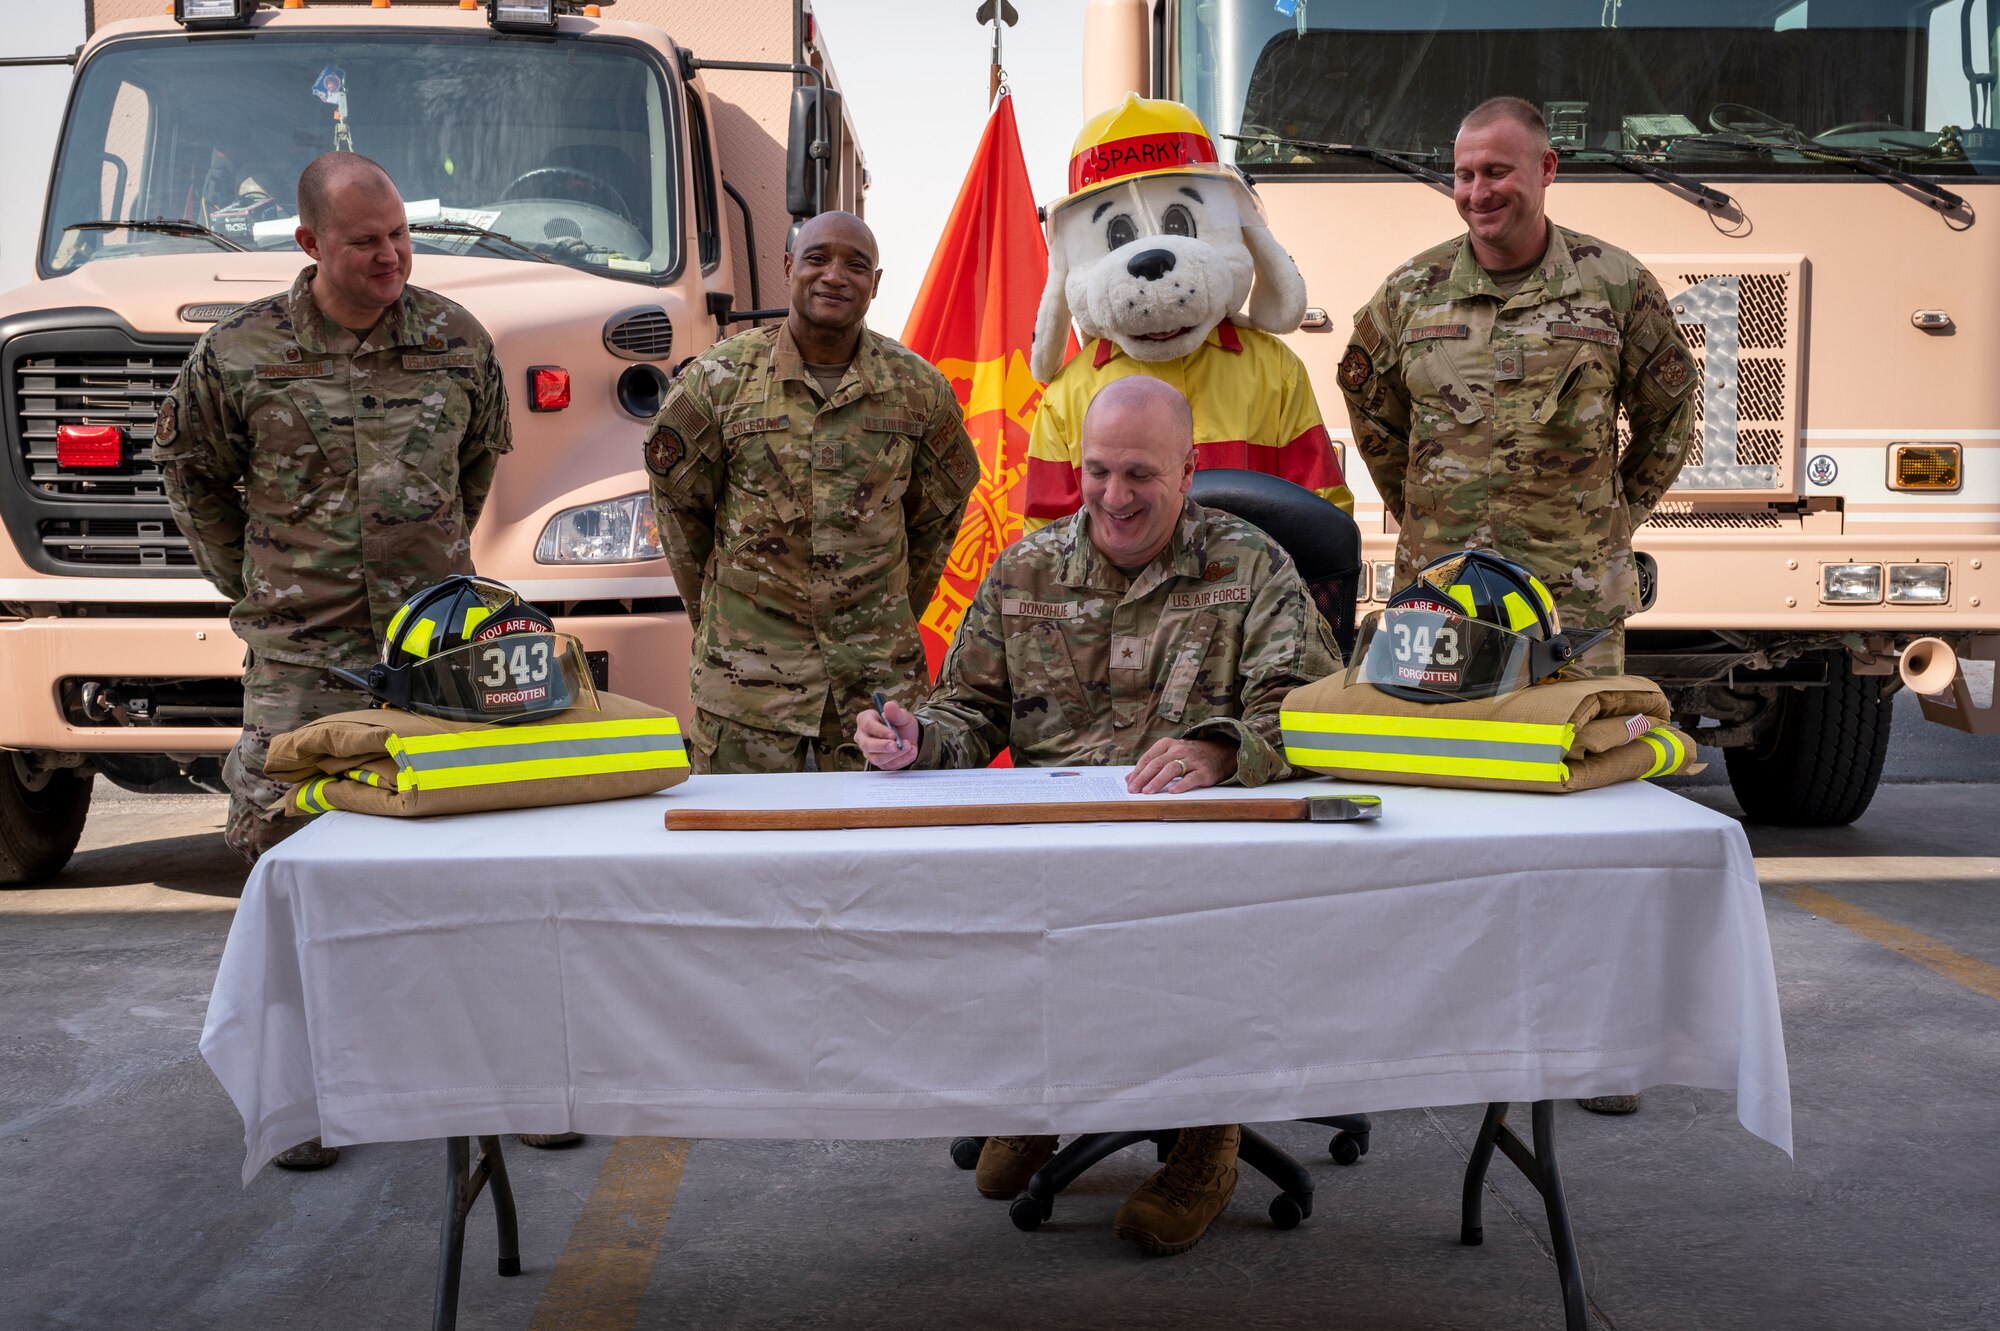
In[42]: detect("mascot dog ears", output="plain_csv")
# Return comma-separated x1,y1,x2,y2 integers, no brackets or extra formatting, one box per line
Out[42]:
1031,95,1307,384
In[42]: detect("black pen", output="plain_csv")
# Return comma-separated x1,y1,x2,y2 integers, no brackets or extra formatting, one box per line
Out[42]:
873,690,906,750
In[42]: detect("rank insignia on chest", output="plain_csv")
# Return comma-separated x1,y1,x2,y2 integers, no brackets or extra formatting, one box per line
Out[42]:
1338,343,1372,392
1495,349,1525,382
1111,635,1146,669
645,425,684,475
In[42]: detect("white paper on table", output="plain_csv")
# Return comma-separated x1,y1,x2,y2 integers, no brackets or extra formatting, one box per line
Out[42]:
839,767,1132,807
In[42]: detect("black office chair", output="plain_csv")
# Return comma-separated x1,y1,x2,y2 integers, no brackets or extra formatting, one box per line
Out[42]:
950,470,1372,1233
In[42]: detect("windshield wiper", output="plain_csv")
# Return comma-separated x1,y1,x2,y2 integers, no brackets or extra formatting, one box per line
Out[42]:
62,218,245,252
1222,134,1451,188
1554,147,1737,216
407,221,557,265
1676,132,1969,218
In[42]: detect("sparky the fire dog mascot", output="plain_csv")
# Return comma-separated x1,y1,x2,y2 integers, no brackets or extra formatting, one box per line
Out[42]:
1022,94,1353,530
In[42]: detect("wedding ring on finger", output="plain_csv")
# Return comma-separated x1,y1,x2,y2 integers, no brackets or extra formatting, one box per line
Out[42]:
1170,758,1188,778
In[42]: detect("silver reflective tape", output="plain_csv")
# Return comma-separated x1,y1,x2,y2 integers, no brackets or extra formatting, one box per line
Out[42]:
1280,728,1568,765
398,731,686,773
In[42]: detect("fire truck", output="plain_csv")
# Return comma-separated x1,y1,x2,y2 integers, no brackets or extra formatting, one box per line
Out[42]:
0,0,863,882
1082,0,1999,823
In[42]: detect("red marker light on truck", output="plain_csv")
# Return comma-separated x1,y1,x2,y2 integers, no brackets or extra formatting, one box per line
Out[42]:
56,425,126,469
528,366,571,412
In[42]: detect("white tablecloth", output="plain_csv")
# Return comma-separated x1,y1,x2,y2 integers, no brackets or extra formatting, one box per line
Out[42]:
202,772,1792,1182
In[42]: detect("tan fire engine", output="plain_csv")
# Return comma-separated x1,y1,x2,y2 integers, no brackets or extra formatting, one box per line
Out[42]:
1082,0,1999,824
0,0,864,882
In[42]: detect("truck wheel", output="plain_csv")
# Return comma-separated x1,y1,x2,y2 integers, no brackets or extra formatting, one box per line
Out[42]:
1724,660,1892,827
0,755,93,886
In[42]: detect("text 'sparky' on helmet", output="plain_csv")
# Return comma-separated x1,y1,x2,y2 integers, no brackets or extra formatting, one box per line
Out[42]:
1045,94,1266,235
1354,550,1611,704
330,575,599,724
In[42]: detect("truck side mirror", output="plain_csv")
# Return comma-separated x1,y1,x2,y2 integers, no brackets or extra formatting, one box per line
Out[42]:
785,86,844,219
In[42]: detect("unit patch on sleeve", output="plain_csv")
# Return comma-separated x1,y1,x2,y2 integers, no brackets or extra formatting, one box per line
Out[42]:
644,425,684,476
1338,343,1373,392
1646,341,1697,398
154,398,178,448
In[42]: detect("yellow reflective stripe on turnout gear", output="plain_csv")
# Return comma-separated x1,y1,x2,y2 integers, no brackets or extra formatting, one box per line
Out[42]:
385,717,688,792
1639,727,1688,778
344,768,382,787
1280,709,1574,783
1501,590,1537,632
294,777,334,814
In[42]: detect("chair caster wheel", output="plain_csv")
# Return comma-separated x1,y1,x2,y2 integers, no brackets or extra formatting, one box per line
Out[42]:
949,1136,984,1170
1009,1194,1047,1232
498,1257,521,1277
1329,1130,1368,1165
1269,1193,1310,1230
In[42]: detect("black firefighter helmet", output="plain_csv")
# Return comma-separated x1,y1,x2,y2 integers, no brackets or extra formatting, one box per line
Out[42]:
331,575,599,724
1355,550,1611,703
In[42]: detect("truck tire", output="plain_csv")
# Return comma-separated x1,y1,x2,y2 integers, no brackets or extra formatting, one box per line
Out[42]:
0,756,93,886
1724,660,1893,827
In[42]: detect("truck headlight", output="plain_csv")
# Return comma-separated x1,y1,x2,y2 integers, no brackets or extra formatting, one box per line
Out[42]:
535,494,663,564
1887,564,1949,604
1820,563,1883,604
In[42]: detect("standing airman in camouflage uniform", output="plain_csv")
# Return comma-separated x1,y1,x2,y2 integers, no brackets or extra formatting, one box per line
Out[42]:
159,153,511,865
644,211,978,773
1338,96,1696,674
856,377,1339,1257
159,153,516,1169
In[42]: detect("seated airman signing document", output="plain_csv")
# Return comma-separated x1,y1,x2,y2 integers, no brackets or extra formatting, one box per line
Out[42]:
852,374,1340,1252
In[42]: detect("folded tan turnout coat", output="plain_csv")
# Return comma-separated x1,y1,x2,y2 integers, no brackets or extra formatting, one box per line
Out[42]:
1280,669,1702,794
266,690,691,818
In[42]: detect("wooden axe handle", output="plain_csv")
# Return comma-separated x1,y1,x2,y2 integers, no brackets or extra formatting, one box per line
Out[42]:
664,798,1311,832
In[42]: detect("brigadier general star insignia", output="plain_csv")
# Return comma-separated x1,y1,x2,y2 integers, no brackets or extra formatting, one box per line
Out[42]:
645,424,683,475
1338,343,1372,392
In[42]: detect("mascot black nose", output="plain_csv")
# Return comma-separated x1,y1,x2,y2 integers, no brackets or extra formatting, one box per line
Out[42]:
1126,248,1177,281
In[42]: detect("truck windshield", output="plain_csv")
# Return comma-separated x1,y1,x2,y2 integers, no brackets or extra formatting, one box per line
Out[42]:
43,30,678,280
1180,0,1997,178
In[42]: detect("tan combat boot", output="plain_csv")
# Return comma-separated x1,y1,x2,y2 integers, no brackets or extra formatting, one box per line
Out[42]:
974,1134,1060,1198
1113,1124,1241,1255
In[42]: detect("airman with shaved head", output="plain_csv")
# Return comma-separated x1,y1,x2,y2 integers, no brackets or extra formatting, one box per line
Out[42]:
643,209,979,773
156,151,516,1170
854,373,1339,1253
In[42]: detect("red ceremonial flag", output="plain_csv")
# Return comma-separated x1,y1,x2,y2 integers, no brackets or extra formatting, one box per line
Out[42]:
902,93,1074,676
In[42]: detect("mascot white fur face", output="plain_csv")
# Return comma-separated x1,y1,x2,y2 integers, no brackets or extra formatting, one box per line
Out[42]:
1031,97,1307,384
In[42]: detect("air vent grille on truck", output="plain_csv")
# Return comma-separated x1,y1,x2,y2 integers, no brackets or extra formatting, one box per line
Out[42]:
604,307,674,360
37,517,196,569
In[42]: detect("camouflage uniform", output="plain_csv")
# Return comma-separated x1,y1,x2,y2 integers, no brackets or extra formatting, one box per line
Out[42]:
912,499,1340,781
157,266,512,861
645,322,979,773
1338,224,1696,672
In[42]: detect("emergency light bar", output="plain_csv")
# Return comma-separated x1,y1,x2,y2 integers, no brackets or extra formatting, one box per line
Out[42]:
174,0,256,29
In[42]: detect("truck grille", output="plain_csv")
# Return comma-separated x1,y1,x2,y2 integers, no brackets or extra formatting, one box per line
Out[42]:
1661,263,1803,497
16,352,182,499
2,321,198,576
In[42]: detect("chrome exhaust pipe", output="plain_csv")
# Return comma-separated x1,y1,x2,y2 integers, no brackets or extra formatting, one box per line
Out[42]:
1898,637,1959,695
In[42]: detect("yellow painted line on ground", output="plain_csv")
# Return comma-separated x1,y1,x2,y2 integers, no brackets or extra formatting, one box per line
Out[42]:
1757,856,2000,885
1780,884,2000,1003
528,1136,690,1331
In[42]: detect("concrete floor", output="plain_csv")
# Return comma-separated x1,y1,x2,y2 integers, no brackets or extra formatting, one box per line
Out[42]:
4,769,1999,1330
